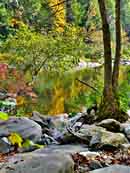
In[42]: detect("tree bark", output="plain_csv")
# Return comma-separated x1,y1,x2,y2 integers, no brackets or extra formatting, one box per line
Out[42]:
112,0,121,93
98,0,113,98
97,0,128,122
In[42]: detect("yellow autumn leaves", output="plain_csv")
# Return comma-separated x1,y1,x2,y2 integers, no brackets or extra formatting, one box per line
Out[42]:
49,0,66,32
9,133,23,148
8,133,44,148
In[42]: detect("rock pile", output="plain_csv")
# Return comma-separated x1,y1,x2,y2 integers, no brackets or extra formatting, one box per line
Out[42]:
0,111,130,173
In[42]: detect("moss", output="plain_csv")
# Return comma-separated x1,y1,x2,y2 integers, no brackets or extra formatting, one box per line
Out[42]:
97,109,128,123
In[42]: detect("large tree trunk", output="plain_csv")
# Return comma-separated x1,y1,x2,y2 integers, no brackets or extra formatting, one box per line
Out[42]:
112,0,121,93
98,0,112,91
97,0,128,122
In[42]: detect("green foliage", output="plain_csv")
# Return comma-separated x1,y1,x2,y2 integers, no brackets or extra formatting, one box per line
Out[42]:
22,139,33,148
72,0,101,30
119,80,130,112
0,1,12,24
122,43,130,60
119,66,130,111
15,108,25,117
0,0,130,38
2,26,85,81
121,0,130,28
0,0,51,35
9,134,44,149
0,111,9,120
72,0,86,26
0,99,16,114
0,1,13,41
22,139,44,149
19,0,52,30
84,43,103,60
119,67,130,112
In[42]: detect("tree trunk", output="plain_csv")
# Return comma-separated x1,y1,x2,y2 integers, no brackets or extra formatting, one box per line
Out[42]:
97,0,128,122
98,0,112,91
98,0,113,104
112,0,121,93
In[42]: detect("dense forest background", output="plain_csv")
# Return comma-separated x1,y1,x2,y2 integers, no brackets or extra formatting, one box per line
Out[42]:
1,0,130,116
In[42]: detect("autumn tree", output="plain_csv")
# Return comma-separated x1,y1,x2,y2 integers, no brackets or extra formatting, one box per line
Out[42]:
97,0,128,122
49,0,66,32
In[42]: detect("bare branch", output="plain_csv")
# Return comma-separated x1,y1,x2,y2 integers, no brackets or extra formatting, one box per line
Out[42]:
76,78,101,94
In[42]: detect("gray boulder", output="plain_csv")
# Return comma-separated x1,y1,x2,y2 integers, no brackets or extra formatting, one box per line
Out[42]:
31,111,46,124
0,117,42,142
57,124,129,147
35,144,88,155
0,89,7,100
90,164,130,173
120,144,130,152
89,160,103,170
0,138,11,154
97,119,121,132
51,114,69,131
76,125,128,147
30,111,50,128
0,152,74,173
121,122,130,140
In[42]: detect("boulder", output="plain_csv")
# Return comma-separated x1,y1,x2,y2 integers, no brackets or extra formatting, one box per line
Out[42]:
76,125,128,147
0,117,42,142
90,164,130,173
35,144,88,155
57,124,128,147
89,160,103,170
97,119,121,132
127,110,130,117
51,114,69,131
121,122,130,140
0,92,7,100
55,129,81,144
30,111,49,128
69,113,83,124
38,134,58,145
31,112,69,136
0,138,11,154
120,144,130,152
0,152,74,173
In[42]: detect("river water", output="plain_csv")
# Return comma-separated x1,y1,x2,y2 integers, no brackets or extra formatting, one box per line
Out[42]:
32,66,103,115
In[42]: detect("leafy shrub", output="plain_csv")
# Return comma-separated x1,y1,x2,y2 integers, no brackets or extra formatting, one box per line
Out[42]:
0,111,9,120
122,43,130,60
119,80,130,112
2,26,85,82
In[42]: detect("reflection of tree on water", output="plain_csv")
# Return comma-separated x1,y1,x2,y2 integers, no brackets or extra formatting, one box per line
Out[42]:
34,67,102,115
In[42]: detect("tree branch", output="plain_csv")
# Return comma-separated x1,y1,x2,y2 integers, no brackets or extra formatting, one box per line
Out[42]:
76,78,101,94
